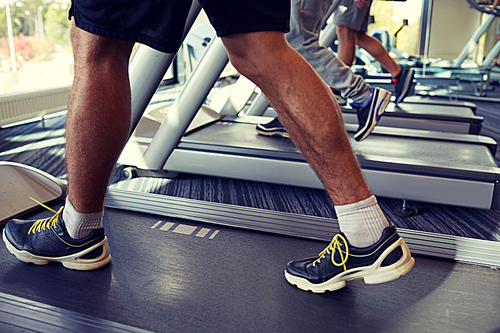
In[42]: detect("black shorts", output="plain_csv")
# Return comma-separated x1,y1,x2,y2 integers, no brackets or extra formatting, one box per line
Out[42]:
71,0,290,53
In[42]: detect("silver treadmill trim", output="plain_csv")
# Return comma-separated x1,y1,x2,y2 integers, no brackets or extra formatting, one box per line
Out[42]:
104,188,500,268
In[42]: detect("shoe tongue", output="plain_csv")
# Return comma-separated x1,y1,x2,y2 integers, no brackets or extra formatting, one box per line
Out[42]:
55,216,68,232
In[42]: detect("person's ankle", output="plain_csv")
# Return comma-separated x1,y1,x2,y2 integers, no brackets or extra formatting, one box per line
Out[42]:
62,197,103,239
392,68,402,79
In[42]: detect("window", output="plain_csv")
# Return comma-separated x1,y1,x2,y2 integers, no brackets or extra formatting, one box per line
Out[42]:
370,0,423,58
0,0,72,95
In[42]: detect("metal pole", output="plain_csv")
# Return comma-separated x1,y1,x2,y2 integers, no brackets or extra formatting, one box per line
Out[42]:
6,2,17,74
128,0,202,133
141,37,229,170
483,40,500,67
453,13,496,68
422,0,433,75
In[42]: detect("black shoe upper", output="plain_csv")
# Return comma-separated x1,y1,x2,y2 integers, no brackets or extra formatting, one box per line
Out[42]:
4,215,105,257
393,67,415,104
286,226,403,284
257,117,283,131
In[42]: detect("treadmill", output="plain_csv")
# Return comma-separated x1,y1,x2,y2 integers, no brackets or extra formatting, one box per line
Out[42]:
117,11,500,210
232,20,484,135
242,86,483,135
0,162,66,226
341,103,482,134
120,109,499,210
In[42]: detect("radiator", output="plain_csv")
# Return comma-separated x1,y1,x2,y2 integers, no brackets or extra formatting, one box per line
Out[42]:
0,86,71,127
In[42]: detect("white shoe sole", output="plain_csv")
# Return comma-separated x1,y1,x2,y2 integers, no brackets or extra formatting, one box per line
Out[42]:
3,228,112,271
284,237,415,293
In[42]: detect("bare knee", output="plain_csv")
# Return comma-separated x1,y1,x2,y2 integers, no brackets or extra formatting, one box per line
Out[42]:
221,31,290,82
336,25,354,42
353,30,367,47
71,21,134,73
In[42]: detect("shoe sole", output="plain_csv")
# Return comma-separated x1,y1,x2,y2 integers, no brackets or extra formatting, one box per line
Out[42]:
395,68,415,104
354,89,392,142
2,228,112,271
256,127,290,139
284,237,415,293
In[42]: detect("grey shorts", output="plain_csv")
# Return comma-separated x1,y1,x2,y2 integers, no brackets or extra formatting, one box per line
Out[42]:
331,0,372,32
70,0,290,53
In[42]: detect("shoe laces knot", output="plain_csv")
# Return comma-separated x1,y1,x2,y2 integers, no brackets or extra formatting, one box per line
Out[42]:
27,197,64,234
313,234,349,271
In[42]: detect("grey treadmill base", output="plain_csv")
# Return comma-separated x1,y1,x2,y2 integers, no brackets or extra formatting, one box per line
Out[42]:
417,90,500,103
105,188,500,268
0,162,67,226
341,102,483,135
134,118,499,210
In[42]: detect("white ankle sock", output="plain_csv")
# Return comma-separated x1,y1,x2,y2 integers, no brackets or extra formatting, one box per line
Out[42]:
335,195,390,248
62,197,103,239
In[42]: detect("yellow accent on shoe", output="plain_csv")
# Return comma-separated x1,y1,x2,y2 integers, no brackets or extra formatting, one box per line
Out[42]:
27,197,64,234
313,234,349,271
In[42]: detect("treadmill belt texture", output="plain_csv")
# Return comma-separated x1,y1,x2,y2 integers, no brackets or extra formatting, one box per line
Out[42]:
0,207,499,332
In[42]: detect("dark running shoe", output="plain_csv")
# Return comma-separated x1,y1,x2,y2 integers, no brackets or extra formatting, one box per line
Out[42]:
349,87,391,142
3,202,111,271
392,67,415,104
330,88,347,106
256,117,289,138
284,226,414,293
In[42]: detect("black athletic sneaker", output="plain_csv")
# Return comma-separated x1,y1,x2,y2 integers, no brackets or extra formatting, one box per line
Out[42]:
3,204,111,271
284,226,414,293
256,117,289,138
349,87,392,142
392,67,415,104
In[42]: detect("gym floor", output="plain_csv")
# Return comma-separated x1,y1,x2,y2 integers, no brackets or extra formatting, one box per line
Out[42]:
1,205,500,332
1,79,500,332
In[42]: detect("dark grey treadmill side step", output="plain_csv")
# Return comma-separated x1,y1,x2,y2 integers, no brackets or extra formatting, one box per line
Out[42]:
0,292,153,333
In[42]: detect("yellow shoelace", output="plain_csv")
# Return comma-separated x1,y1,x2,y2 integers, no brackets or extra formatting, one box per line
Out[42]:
313,234,349,271
27,197,64,234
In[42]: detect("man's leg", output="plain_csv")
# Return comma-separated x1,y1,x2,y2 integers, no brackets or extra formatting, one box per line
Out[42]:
335,24,358,67
286,0,370,102
66,22,134,215
223,31,370,206
337,24,413,105
337,24,400,77
63,22,135,238
353,30,400,77
223,31,414,292
1,22,133,270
